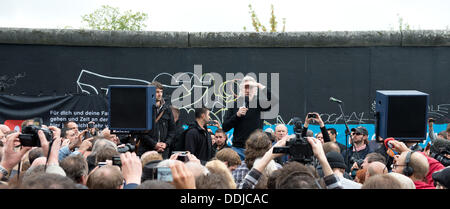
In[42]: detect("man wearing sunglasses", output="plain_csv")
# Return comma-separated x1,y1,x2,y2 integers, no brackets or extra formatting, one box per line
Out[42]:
342,126,373,173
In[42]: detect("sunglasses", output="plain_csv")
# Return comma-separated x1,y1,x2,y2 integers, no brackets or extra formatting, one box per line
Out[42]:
351,132,362,136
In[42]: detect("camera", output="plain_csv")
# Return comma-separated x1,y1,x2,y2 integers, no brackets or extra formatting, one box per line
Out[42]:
112,155,121,167
350,156,364,169
117,143,135,153
273,117,314,164
307,113,317,119
172,151,189,162
19,125,54,147
98,162,107,167
88,123,94,129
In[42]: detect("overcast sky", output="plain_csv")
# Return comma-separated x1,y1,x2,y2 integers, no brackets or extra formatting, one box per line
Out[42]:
0,0,449,32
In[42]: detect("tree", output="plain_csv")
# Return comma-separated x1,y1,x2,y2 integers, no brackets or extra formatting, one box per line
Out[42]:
81,5,148,31
244,4,286,32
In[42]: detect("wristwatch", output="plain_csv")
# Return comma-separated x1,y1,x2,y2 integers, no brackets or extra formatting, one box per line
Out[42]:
0,164,9,177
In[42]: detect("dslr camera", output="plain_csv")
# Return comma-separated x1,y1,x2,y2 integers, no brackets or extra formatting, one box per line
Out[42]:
273,117,314,164
19,125,54,147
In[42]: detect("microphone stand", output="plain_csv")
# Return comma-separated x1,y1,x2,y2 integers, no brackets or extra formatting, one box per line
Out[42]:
336,102,351,170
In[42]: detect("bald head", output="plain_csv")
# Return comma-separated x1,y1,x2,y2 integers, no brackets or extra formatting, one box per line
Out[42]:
393,152,429,180
0,124,10,133
367,161,388,178
274,124,288,141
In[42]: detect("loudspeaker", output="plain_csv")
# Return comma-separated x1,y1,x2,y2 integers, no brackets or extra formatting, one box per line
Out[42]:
108,85,156,131
376,90,428,142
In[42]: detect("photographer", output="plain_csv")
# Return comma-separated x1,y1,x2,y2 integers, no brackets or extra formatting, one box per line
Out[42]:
342,126,372,174
240,135,343,189
302,112,331,143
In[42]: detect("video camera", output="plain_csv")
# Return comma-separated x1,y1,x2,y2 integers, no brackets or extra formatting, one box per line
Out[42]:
273,117,314,164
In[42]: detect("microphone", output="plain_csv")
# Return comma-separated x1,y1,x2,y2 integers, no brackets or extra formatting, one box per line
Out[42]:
329,97,343,104
384,137,396,149
244,96,249,108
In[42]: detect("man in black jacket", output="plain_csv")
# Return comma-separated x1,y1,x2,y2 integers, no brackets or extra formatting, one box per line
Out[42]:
185,107,213,164
222,76,273,160
137,82,176,159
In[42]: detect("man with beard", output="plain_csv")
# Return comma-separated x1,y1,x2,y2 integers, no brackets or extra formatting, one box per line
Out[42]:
342,126,373,173
137,81,176,159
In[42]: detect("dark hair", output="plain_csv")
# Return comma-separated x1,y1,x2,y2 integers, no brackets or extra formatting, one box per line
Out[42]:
137,180,175,189
20,173,77,189
366,152,387,165
275,161,324,189
28,148,43,165
60,155,89,184
60,127,70,138
267,169,282,189
327,128,337,136
244,130,272,169
194,107,209,119
151,81,164,90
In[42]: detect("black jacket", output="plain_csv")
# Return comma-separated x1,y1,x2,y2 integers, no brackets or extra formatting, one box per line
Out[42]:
137,102,176,158
184,121,213,164
222,89,273,148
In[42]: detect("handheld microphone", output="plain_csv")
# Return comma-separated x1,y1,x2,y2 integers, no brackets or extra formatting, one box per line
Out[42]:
329,97,343,104
384,137,396,149
244,96,249,108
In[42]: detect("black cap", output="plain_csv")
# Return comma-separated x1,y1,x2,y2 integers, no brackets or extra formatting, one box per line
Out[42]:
351,126,368,136
432,167,450,188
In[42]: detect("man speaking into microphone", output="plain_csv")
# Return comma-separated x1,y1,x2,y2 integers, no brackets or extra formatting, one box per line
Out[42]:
222,76,274,160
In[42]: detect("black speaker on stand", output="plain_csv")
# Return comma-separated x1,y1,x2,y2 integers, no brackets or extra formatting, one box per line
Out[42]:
375,90,429,142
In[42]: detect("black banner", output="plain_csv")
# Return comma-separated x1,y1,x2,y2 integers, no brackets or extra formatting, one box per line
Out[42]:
0,94,108,131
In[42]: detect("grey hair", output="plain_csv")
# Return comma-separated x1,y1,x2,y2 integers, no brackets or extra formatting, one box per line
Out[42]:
91,138,117,154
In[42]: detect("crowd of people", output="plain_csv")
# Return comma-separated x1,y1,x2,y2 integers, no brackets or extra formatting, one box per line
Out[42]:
0,78,449,189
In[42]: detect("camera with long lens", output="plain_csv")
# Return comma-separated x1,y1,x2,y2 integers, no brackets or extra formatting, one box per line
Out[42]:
19,125,54,147
273,117,314,164
117,143,135,153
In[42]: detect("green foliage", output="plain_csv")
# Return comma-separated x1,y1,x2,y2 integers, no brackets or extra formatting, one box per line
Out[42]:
397,14,411,31
245,4,286,32
81,5,148,31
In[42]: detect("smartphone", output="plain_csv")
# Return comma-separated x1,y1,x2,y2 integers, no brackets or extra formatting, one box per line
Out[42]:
156,167,173,182
88,123,94,129
207,121,216,126
307,113,317,118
